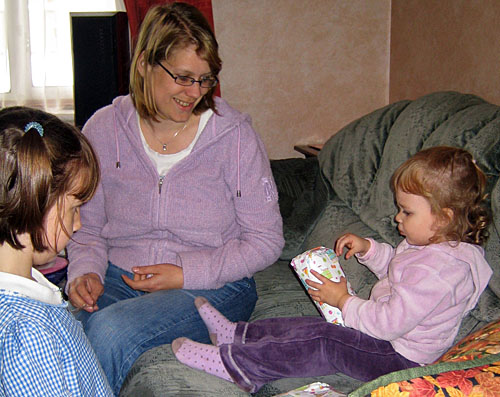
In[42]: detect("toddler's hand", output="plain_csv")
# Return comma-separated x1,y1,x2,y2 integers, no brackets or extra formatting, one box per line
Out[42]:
335,233,371,259
306,270,351,310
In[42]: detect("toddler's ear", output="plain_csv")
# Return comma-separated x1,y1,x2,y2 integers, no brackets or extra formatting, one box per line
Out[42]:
441,208,454,225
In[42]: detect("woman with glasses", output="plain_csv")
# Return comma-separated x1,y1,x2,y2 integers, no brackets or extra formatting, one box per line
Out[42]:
65,3,284,394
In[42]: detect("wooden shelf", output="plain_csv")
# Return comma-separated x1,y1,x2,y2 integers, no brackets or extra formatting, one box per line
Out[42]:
293,144,324,157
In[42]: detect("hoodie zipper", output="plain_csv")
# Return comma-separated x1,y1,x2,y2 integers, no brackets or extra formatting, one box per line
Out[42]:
158,176,164,194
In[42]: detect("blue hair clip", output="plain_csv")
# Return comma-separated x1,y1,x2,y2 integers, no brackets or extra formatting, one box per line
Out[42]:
24,121,44,137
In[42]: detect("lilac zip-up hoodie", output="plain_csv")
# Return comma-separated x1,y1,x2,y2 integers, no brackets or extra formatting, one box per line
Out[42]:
67,95,284,290
342,238,492,364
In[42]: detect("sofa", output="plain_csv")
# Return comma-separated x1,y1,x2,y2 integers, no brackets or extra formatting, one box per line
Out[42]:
120,91,500,396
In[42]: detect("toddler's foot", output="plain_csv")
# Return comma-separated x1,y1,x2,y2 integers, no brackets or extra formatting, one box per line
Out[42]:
172,337,233,383
195,297,237,346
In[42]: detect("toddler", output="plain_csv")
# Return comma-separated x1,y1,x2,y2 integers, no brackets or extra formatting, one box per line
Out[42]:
172,146,492,393
0,107,113,395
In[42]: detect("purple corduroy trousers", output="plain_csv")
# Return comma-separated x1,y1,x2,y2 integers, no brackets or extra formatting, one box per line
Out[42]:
219,316,419,393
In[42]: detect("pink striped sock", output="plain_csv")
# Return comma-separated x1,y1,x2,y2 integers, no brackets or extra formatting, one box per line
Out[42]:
172,337,233,383
195,297,237,346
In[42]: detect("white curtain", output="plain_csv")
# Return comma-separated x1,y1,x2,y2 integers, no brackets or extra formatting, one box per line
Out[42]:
0,0,125,122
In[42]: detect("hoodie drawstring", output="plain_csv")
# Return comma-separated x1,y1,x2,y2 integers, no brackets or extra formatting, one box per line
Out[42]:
113,110,121,169
236,124,241,197
211,116,241,198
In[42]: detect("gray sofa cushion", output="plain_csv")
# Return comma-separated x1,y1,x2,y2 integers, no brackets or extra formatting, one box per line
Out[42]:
317,91,500,248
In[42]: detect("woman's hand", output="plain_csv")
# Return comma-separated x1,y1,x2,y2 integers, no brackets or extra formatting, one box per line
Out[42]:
306,269,351,310
335,233,371,259
67,273,103,313
122,263,184,293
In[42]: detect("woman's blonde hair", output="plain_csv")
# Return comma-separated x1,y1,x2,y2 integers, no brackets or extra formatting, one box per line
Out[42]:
130,2,222,121
391,146,489,245
0,106,100,252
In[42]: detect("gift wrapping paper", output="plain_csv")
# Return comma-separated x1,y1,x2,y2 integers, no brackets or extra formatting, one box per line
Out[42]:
274,381,346,396
290,246,354,325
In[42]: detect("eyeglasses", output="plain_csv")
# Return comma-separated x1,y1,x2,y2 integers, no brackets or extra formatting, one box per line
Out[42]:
156,62,219,89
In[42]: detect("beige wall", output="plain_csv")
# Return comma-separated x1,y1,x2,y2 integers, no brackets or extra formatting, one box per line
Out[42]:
212,0,500,160
389,0,500,105
212,0,391,159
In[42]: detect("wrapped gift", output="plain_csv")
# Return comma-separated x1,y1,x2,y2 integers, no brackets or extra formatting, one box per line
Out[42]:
274,381,346,396
290,246,354,325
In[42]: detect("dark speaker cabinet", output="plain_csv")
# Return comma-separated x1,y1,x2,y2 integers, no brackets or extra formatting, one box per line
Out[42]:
71,12,130,128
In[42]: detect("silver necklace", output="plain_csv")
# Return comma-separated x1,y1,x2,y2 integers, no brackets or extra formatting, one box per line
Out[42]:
151,121,189,151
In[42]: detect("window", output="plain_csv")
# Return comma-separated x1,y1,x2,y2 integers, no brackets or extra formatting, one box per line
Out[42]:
0,0,125,121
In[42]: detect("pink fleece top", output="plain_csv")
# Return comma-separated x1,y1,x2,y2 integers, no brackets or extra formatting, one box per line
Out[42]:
66,96,284,290
342,238,492,364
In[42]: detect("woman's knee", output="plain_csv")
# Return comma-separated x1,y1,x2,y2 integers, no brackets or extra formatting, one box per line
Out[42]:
84,306,125,347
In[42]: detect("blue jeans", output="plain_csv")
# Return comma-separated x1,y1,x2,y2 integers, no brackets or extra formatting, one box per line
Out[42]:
74,263,257,396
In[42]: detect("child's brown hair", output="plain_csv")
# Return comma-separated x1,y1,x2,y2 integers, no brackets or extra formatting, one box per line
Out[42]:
0,106,100,252
391,146,489,245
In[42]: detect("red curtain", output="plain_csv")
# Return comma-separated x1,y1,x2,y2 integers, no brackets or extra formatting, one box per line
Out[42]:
123,0,220,96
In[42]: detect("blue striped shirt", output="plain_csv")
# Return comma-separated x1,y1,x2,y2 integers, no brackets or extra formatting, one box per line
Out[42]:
0,270,113,396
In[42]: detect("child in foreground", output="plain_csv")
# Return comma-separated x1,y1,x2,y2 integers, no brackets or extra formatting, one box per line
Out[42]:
172,146,493,393
0,107,113,395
